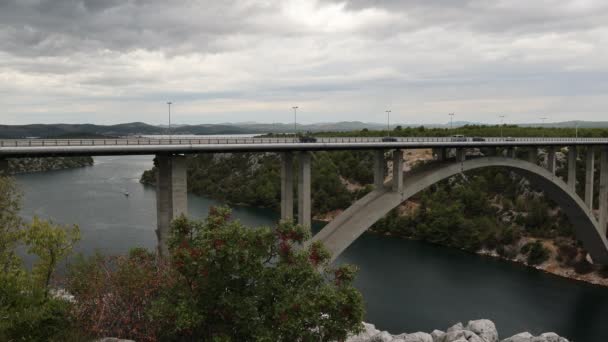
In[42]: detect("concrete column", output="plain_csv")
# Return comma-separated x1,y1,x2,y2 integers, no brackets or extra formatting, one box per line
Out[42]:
373,150,385,189
585,146,595,209
156,154,188,258
567,146,577,192
280,152,294,220
392,149,404,192
171,156,188,218
297,152,311,227
0,158,8,175
433,148,446,162
547,147,556,175
456,148,466,162
599,147,608,235
507,148,516,158
528,147,537,164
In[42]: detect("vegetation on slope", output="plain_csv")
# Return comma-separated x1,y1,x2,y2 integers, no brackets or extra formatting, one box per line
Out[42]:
1,174,363,341
7,156,94,174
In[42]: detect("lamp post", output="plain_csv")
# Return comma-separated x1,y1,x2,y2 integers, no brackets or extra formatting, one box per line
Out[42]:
499,115,505,138
449,113,454,130
167,101,172,140
540,117,547,137
292,106,298,136
385,110,392,137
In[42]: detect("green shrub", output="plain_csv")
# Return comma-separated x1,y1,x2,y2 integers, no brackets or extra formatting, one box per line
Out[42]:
522,241,551,265
150,207,364,341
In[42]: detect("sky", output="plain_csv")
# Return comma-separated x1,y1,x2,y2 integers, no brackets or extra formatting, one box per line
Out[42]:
1,0,608,126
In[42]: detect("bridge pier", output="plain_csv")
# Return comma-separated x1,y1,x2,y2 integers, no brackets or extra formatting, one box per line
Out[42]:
585,146,595,209
298,152,311,227
547,147,557,175
281,152,294,220
568,146,577,192
433,148,446,161
0,158,8,175
528,147,537,164
374,150,385,189
392,150,403,192
155,154,188,258
456,148,466,162
600,147,608,235
507,147,516,158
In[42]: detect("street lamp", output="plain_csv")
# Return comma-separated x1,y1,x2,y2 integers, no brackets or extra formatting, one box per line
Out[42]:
499,115,505,138
385,110,392,137
540,117,547,137
292,106,298,136
449,113,454,130
167,101,172,140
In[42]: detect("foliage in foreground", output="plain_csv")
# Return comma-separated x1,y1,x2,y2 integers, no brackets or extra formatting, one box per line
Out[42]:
68,207,364,341
0,175,82,341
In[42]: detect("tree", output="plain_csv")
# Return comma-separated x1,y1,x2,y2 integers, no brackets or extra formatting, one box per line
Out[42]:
150,207,364,341
0,176,81,341
25,217,80,296
0,175,23,273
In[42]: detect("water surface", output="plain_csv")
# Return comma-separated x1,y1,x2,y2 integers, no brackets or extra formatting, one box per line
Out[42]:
16,155,608,341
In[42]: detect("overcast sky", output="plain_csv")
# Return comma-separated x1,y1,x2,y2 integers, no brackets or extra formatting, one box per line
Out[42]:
1,0,608,125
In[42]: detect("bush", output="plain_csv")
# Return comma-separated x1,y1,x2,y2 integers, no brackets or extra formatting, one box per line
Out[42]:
67,249,173,341
0,273,76,342
574,259,595,275
522,241,551,265
149,208,364,341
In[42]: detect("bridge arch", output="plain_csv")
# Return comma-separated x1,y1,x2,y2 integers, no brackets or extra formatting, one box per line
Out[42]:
310,156,608,264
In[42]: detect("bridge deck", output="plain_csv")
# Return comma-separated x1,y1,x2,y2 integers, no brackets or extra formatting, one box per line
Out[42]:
1,137,607,157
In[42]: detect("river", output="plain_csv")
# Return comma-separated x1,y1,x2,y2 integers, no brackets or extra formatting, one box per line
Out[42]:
15,155,608,341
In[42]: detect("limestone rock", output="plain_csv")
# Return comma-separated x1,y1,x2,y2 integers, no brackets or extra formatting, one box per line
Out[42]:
466,319,498,342
402,332,433,342
501,332,533,342
370,331,393,342
431,330,446,342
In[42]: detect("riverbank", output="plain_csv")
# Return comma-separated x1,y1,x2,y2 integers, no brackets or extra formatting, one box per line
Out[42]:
347,320,569,342
8,156,94,174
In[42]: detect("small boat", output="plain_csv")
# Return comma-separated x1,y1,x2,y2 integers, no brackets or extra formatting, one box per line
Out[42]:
123,191,130,197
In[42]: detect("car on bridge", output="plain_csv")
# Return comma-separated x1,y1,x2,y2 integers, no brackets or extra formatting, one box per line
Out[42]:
298,136,317,143
472,137,485,142
381,137,398,142
450,135,468,142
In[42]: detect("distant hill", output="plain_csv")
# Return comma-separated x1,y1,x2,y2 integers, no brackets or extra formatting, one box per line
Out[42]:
2,120,608,138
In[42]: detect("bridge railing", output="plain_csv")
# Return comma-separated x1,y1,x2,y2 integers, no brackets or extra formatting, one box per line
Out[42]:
1,136,608,147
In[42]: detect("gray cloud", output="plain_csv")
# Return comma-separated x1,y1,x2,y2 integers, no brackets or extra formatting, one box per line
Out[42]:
1,0,608,125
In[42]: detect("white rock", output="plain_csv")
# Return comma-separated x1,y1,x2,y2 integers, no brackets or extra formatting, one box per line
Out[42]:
371,331,393,342
447,323,464,333
466,320,498,342
402,332,433,342
431,330,446,342
501,332,533,342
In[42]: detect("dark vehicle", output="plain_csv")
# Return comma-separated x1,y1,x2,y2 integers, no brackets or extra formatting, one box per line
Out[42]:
450,134,467,142
298,136,317,143
472,137,485,142
381,137,398,142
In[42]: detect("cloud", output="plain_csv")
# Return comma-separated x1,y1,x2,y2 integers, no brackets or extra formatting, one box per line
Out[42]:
0,0,607,124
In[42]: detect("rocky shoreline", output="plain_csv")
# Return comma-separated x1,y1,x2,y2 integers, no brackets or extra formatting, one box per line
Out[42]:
347,320,569,342
7,156,94,174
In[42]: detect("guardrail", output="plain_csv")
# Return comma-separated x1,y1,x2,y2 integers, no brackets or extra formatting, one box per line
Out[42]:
1,136,608,147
